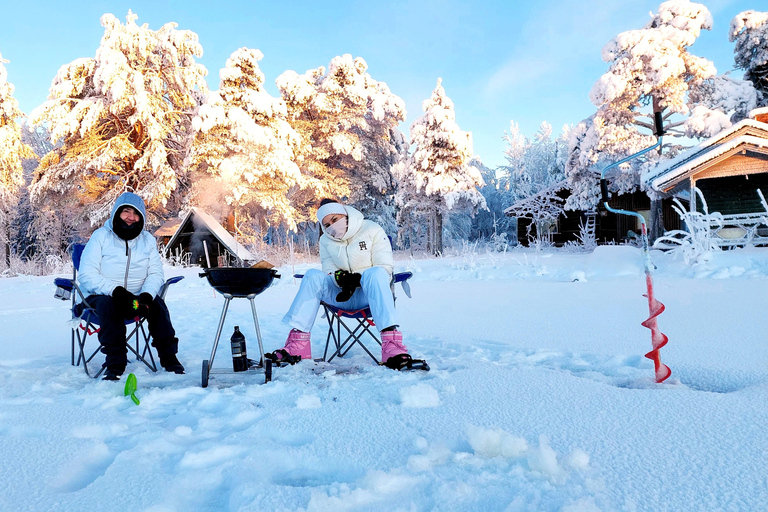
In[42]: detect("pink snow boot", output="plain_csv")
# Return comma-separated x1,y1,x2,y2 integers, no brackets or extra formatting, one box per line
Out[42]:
381,329,408,363
381,329,430,371
270,329,311,364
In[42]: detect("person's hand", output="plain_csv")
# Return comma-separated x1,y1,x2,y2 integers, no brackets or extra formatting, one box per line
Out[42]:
334,270,362,302
137,292,154,317
113,286,140,319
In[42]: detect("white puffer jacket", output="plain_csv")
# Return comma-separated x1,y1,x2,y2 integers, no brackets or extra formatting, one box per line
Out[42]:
78,193,165,299
319,206,393,276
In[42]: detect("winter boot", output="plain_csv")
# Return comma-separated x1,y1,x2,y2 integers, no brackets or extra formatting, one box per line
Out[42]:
160,354,185,374
381,330,429,371
381,329,408,363
102,364,125,381
268,329,311,364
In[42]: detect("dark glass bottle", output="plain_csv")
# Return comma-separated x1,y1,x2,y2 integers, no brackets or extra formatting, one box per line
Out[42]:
230,326,248,372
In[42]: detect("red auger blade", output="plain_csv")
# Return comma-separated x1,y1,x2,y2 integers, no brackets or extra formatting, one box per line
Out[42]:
642,274,671,383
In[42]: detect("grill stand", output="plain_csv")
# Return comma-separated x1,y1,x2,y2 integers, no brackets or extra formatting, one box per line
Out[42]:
202,292,273,387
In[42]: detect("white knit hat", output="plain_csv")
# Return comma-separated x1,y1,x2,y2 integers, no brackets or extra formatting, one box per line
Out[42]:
316,202,347,223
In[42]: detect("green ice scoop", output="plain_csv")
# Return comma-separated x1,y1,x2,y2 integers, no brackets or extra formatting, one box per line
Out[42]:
124,373,140,405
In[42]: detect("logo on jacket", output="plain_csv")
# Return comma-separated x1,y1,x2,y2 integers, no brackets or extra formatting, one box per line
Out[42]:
359,241,368,251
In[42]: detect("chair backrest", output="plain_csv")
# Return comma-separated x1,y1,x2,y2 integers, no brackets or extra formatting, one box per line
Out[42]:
72,243,86,272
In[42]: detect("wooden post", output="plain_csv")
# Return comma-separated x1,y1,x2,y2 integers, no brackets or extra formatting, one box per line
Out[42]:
649,195,664,243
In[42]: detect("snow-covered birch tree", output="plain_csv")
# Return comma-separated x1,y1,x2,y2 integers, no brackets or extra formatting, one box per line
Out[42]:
30,11,208,227
566,0,721,240
394,78,485,254
189,48,302,236
277,55,406,225
0,52,34,267
730,10,768,107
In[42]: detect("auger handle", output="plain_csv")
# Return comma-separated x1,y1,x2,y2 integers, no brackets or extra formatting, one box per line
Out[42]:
600,179,610,205
654,111,665,137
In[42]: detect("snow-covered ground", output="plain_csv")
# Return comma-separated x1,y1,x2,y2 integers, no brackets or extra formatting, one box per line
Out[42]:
1,246,767,511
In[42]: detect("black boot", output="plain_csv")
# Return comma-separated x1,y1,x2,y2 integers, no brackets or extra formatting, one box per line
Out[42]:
160,354,185,374
102,364,125,381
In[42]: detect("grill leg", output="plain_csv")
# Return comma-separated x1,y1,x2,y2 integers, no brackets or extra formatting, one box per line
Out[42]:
207,296,232,371
248,295,266,364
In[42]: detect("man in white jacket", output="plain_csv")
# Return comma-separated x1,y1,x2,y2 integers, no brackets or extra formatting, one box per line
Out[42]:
274,199,410,367
79,192,184,380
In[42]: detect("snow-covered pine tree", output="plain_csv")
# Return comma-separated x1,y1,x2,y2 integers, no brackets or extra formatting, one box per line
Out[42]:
189,48,302,237
730,10,768,107
394,79,485,255
29,11,208,227
686,74,756,133
566,0,719,240
497,121,569,247
501,121,568,203
10,124,53,264
0,52,34,267
277,55,406,226
468,157,517,247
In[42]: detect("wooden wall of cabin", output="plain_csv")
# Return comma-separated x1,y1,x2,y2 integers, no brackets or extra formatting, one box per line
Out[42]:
515,194,683,246
597,192,683,243
695,171,768,215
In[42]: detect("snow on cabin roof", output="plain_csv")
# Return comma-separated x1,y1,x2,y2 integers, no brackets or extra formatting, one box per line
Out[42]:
165,207,257,262
748,106,768,119
154,218,183,237
642,118,768,192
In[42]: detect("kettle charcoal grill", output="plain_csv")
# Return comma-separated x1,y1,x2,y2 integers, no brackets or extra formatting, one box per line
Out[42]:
199,268,280,387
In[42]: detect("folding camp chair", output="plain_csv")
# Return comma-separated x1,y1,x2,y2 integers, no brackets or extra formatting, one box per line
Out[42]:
53,243,184,378
294,271,413,364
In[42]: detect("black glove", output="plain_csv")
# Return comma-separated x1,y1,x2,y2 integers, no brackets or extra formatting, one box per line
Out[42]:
113,286,140,319
334,270,362,302
137,292,154,317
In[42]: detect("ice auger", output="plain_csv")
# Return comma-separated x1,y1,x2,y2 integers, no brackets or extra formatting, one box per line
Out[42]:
599,111,671,383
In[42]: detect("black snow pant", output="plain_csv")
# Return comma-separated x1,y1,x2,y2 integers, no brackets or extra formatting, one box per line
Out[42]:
85,294,178,369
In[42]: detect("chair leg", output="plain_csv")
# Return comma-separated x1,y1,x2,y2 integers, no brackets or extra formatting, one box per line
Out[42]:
125,321,157,373
74,325,103,378
338,318,381,363
322,307,382,364
323,308,342,362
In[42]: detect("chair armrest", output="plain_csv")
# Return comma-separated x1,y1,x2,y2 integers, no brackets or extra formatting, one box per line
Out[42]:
54,278,74,291
54,278,74,301
158,276,185,300
296,272,413,297
393,272,412,283
54,277,89,303
393,272,413,298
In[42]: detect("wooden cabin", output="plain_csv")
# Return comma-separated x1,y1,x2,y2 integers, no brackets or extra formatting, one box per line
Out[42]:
154,208,256,267
643,107,768,247
506,183,682,246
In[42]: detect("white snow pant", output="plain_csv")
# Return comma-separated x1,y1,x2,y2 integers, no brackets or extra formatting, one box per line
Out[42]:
282,267,398,333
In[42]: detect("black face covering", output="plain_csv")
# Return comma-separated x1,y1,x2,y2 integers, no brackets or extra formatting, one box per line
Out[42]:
112,206,144,241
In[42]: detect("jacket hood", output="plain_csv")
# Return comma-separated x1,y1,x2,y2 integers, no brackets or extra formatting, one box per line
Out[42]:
339,206,364,241
106,192,147,232
320,205,365,242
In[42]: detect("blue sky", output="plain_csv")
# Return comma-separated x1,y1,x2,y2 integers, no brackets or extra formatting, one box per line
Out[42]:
0,0,759,168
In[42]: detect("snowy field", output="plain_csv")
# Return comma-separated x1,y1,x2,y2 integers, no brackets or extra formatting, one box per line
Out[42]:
1,245,767,512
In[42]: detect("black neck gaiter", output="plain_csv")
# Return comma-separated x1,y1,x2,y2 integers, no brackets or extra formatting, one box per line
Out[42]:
113,210,144,241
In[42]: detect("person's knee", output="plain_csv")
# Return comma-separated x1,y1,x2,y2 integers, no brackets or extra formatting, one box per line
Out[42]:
361,266,389,285
302,268,330,288
93,295,119,316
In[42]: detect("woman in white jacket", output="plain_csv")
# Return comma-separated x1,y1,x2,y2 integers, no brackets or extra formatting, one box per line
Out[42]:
274,199,410,367
78,192,184,380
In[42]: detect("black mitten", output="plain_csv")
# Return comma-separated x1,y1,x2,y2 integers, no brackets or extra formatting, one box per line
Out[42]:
113,286,139,319
334,270,362,302
137,292,154,317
